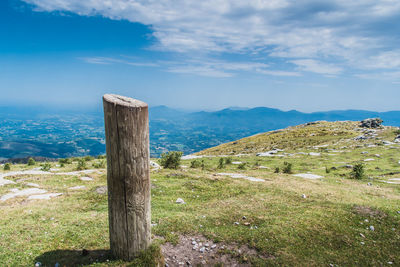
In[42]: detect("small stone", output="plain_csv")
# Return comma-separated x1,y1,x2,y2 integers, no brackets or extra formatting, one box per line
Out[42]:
205,243,209,247
367,182,372,186
192,245,198,250
369,225,375,231
80,176,93,181
192,241,197,245
35,263,42,267
388,262,393,265
199,247,205,253
302,194,307,199
186,261,191,266
234,222,240,225
360,233,365,238
211,244,217,249
176,198,185,204
242,216,246,220
360,242,365,245
365,219,369,222
397,211,400,214
178,262,184,265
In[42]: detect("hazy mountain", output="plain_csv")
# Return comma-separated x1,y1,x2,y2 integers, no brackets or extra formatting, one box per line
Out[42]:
1,105,399,160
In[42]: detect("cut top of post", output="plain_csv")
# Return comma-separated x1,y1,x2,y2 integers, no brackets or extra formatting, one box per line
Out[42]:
103,94,148,108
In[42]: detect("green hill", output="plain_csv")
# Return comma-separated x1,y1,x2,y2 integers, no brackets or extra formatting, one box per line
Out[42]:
198,120,398,155
1,120,400,266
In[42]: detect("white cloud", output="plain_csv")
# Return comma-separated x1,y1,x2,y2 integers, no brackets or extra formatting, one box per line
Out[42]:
291,59,343,75
24,0,400,77
80,56,300,77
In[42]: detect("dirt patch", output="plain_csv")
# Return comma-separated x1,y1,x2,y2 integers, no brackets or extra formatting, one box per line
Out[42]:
161,235,268,266
353,205,387,218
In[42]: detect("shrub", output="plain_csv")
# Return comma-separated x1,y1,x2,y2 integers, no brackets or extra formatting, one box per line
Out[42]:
59,158,72,165
190,159,203,168
160,151,183,169
27,157,36,166
97,154,106,159
217,158,225,169
325,166,331,173
393,129,400,135
93,159,106,169
41,162,51,171
225,157,232,164
3,163,11,171
282,162,293,174
274,167,280,173
351,163,365,179
238,163,246,170
77,158,87,171
84,155,94,162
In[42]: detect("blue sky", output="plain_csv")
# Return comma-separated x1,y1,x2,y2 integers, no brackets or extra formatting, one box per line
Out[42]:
1,0,400,112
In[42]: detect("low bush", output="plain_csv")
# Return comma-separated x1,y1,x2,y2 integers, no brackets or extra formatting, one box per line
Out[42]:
92,159,106,169
84,156,94,162
350,163,365,179
282,162,293,174
225,157,232,164
41,162,51,171
27,157,36,166
325,166,331,173
160,151,183,169
238,163,247,170
3,163,11,171
274,167,280,173
217,158,225,169
59,158,72,165
190,159,203,168
77,158,87,171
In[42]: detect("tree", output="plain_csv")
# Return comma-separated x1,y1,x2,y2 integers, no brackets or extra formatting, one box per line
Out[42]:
160,151,183,169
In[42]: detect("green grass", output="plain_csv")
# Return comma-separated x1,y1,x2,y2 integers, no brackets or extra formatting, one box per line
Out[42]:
1,121,400,266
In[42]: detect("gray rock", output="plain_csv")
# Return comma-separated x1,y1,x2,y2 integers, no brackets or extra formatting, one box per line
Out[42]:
360,118,383,128
175,198,185,204
199,247,205,253
94,186,107,195
369,225,375,231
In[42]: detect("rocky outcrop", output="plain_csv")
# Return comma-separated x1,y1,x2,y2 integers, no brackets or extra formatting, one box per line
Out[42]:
360,118,383,128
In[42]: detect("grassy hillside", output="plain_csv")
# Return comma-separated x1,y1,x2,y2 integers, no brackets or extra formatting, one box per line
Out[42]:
1,121,400,266
197,120,396,155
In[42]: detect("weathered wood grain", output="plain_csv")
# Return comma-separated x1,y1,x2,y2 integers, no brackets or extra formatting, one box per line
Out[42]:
103,94,151,260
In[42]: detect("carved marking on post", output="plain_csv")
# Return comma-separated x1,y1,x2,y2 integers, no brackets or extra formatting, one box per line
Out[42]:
103,94,151,260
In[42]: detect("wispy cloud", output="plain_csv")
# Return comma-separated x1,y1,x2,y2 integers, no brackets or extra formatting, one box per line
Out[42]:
291,59,343,75
80,57,159,67
26,0,400,78
80,56,298,78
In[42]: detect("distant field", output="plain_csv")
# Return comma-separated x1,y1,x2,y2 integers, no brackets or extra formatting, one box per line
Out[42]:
1,121,400,266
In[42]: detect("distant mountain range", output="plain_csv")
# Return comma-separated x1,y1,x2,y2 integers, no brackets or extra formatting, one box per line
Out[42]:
1,105,399,160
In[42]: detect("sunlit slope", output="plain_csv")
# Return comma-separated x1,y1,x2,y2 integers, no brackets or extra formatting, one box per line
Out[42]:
197,121,397,155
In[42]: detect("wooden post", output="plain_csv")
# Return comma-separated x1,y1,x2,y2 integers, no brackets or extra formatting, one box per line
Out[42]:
103,94,151,260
